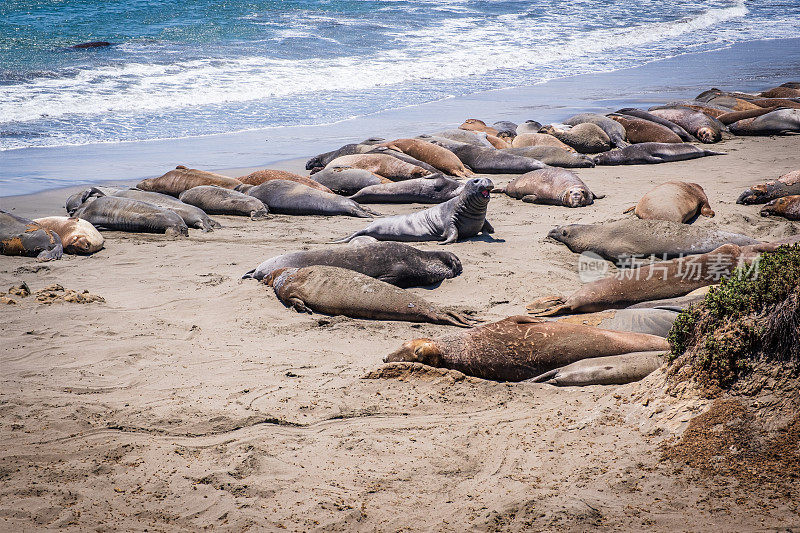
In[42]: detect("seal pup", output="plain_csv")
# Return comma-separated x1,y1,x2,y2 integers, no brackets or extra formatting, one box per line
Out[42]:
647,107,723,143
379,138,473,177
505,168,602,207
68,196,189,236
563,113,628,147
91,187,221,231
503,146,595,168
383,316,668,381
737,170,800,204
178,186,268,218
310,168,389,196
624,181,714,223
760,195,800,221
614,108,694,141
238,170,333,192
136,166,242,196
32,216,104,254
607,115,682,144
728,109,800,135
528,351,664,386
325,154,430,181
349,175,463,204
593,143,724,165
244,242,462,288
334,178,494,244
267,266,475,327
540,123,611,154
0,211,63,261
247,180,373,218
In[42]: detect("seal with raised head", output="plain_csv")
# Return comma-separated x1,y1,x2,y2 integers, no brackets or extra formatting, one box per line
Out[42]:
548,218,758,262
614,108,694,141
593,142,724,165
528,351,664,386
32,216,104,254
349,175,463,204
511,132,574,151
247,180,373,217
503,146,595,168
608,114,682,144
728,109,800,135
88,187,221,231
526,244,758,317
267,266,475,327
540,123,612,154
243,241,462,287
459,119,499,136
1,211,63,261
178,186,268,218
379,138,472,177
647,107,723,143
68,196,189,236
563,113,628,147
383,316,668,381
325,154,430,181
238,169,333,192
334,178,494,244
136,166,242,196
310,168,389,196
624,181,714,223
737,170,800,204
760,195,800,220
431,141,546,174
505,168,602,207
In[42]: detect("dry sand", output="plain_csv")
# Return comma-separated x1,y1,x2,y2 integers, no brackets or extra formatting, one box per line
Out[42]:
1,135,799,531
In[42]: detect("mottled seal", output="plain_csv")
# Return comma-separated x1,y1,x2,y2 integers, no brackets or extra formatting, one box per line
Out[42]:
563,113,628,147
136,166,242,196
91,187,221,231
311,168,389,196
335,178,493,244
608,114,682,144
505,168,602,207
433,141,546,174
379,138,473,177
459,119,499,136
383,316,668,381
624,181,714,223
326,154,429,181
529,351,664,386
737,170,800,204
548,219,758,262
728,109,800,135
760,195,800,220
511,133,574,152
238,170,333,192
647,107,723,143
32,216,104,254
540,123,611,154
593,142,724,165
243,241,462,288
614,108,694,141
267,266,475,327
551,308,679,338
178,186,268,218
503,146,595,168
527,244,757,317
0,211,63,261
349,175,463,204
68,196,189,236
247,180,373,217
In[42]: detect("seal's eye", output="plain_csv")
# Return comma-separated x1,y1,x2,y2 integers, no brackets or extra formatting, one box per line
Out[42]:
561,230,568,237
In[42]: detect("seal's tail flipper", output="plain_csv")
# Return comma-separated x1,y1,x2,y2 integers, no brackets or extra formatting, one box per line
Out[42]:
704,150,727,156
593,192,606,200
615,140,631,148
622,205,636,214
525,296,569,317
242,268,257,280
528,368,558,383
329,232,359,244
441,310,480,328
36,244,63,262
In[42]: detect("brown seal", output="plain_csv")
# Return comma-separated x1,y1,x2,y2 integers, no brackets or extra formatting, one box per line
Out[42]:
379,138,473,177
238,169,333,192
325,154,430,181
32,216,104,254
505,168,602,207
624,181,714,223
759,86,800,99
760,195,800,220
265,265,476,327
136,166,242,196
459,119,499,136
608,115,682,143
539,123,611,154
511,133,575,152
717,106,778,125
383,315,668,381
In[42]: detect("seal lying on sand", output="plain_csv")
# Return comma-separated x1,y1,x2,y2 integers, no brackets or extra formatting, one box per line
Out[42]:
728,109,800,135
243,241,462,287
326,154,430,181
335,178,494,244
528,351,664,386
516,120,543,135
608,115,682,144
178,186,268,218
68,196,189,236
614,108,694,141
136,166,242,196
505,168,602,207
717,106,778,126
563,113,628,147
238,170,333,192
248,180,373,217
364,146,441,175
32,217,104,254
548,219,758,262
383,316,668,381
266,266,475,327
428,129,494,148
432,141,546,174
379,138,472,177
459,119,499,136
540,123,612,154
551,308,679,338
737,170,800,204
311,168,389,195
647,106,724,143
91,187,221,231
760,195,800,220
349,175,463,204
511,133,574,151
527,244,758,317
503,146,595,168
593,143,724,165
0,211,63,261
624,181,714,223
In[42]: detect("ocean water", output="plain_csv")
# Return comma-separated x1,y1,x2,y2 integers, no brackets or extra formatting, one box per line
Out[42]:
1,0,799,154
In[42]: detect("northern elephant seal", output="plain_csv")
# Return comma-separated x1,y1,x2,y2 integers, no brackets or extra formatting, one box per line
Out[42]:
737,170,800,205
238,170,333,192
428,129,494,148
364,146,441,175
526,244,757,317
529,351,664,386
516,120,543,135
614,108,694,141
348,175,463,204
310,167,389,196
503,146,595,168
548,219,758,262
335,178,493,244
68,196,189,236
433,141,546,174
593,143,724,165
511,133,574,151
505,168,602,207
459,119,499,136
624,181,714,223
608,115,682,144
243,241,462,287
326,154,429,181
32,216,104,254
267,266,475,327
760,86,800,99
750,98,800,109
492,121,518,140
717,106,778,125
552,308,679,338
647,107,723,143
760,195,800,220
383,315,668,381
89,187,221,231
178,186,268,218
247,180,373,217
379,138,473,177
0,211,63,261
540,123,611,154
136,166,242,196
728,109,800,135
306,143,366,171
563,113,628,147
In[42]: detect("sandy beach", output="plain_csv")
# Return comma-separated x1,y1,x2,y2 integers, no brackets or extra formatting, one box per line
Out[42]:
1,131,799,530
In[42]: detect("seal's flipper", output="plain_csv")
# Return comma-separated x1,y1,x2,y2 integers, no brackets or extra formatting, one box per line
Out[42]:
36,244,63,262
521,195,538,204
525,296,569,317
593,192,606,200
287,297,310,314
439,225,459,245
481,219,494,234
622,205,636,214
528,368,558,383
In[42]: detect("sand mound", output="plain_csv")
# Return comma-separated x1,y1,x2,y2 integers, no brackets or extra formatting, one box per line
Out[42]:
363,361,481,383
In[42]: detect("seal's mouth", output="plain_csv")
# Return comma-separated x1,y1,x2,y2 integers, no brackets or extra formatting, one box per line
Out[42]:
479,186,492,198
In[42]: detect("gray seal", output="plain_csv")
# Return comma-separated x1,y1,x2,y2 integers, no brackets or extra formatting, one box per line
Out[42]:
614,108,694,141
563,113,628,147
247,180,374,217
427,129,494,147
0,211,64,261
348,175,463,204
516,120,543,135
242,241,462,287
503,146,595,168
528,351,664,386
428,140,545,174
728,109,800,135
551,308,680,338
178,185,268,218
493,120,518,140
335,178,494,245
68,196,189,236
88,187,221,231
593,142,724,165
311,167,387,196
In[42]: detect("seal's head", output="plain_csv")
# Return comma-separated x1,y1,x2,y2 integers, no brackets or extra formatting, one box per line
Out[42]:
460,118,487,129
563,186,591,208
760,196,794,217
384,338,443,366
736,183,770,205
464,177,494,200
65,187,104,215
696,127,717,143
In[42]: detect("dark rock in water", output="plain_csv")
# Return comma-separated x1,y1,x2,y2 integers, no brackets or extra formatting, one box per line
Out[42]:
70,41,113,49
